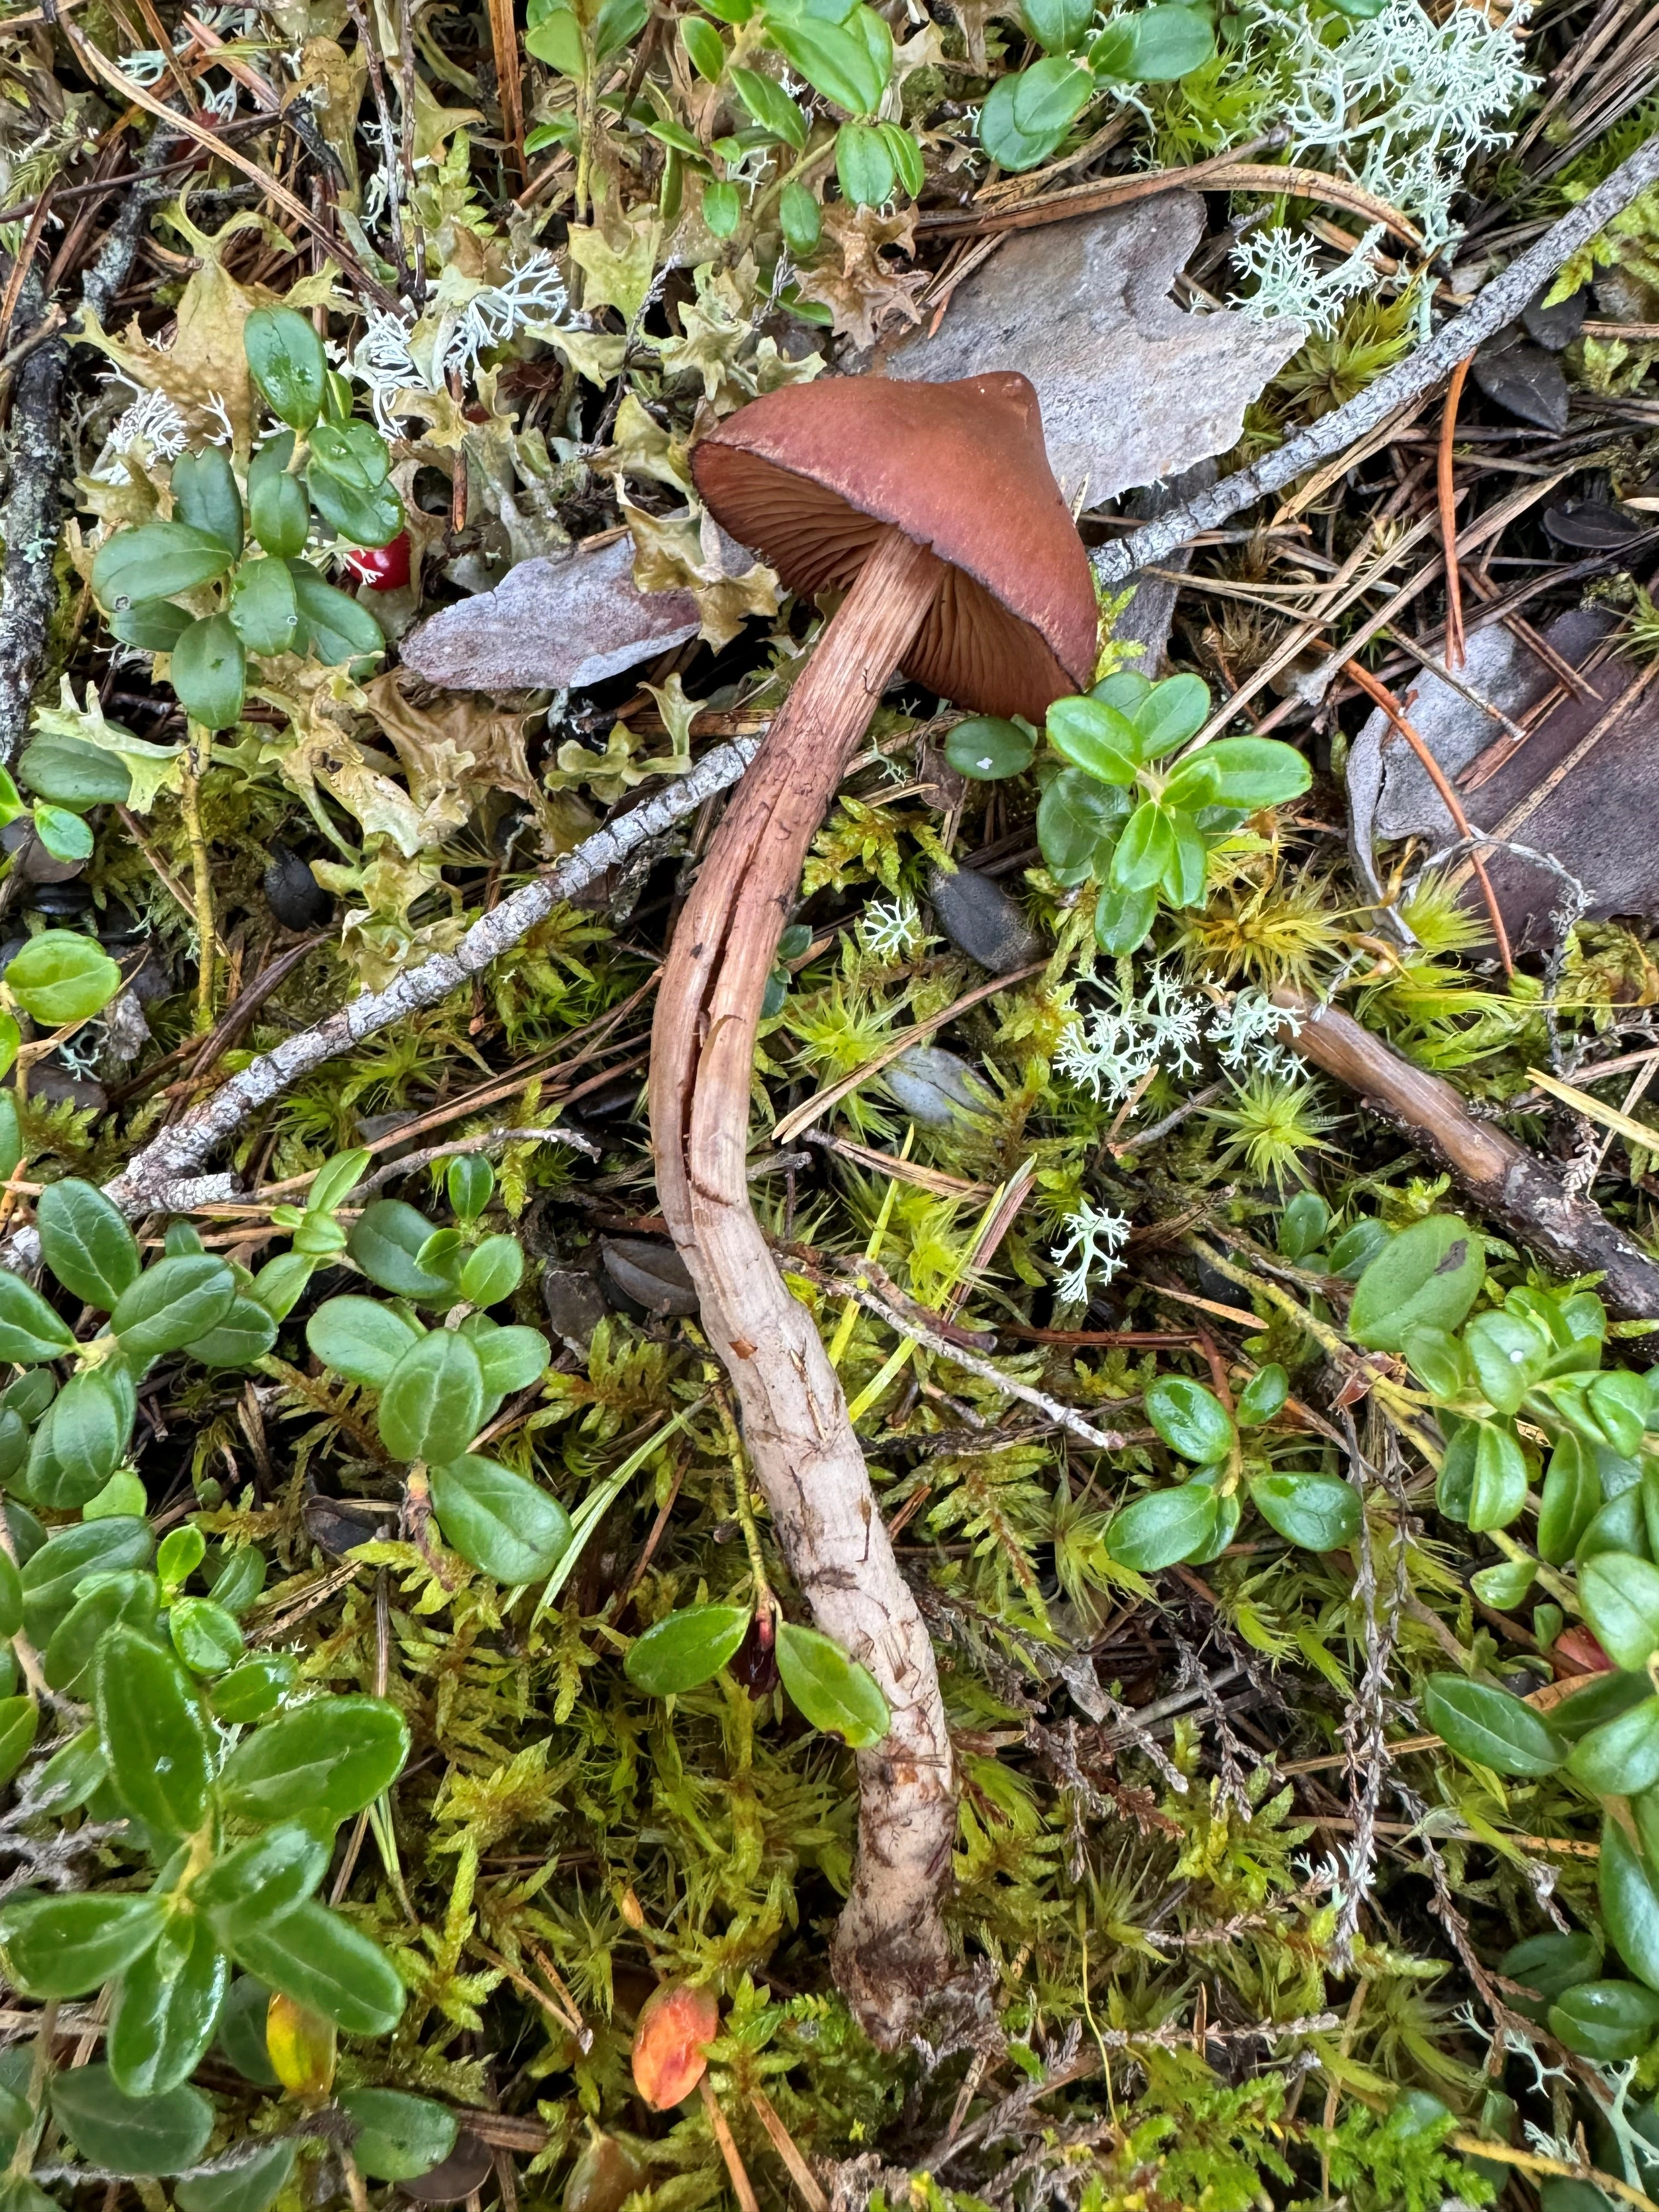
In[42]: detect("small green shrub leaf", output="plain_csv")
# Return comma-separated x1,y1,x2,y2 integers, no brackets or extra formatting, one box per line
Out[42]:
1423,1673,1566,1777
774,1622,890,1747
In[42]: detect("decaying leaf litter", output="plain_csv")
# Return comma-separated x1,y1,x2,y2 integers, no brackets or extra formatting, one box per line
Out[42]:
8,0,1659,2200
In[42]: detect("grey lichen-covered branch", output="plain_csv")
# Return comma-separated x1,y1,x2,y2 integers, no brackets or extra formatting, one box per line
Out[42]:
0,144,182,765
1093,127,1659,589
98,737,758,1218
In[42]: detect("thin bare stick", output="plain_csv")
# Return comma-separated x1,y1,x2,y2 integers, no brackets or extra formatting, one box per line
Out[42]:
1092,127,1659,587
86,738,757,1224
1437,356,1472,670
1275,987,1659,1326
1341,658,1514,975
748,2090,829,2212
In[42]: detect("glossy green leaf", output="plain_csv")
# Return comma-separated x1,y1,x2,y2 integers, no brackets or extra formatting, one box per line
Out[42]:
25,1367,132,1509
0,1696,36,1788
52,2066,213,2176
769,11,883,112
171,448,244,557
378,1330,484,1463
430,1457,572,1583
778,177,821,255
338,2089,458,2181
307,459,403,549
194,1824,330,1940
171,1596,246,1675
469,1322,551,1397
245,306,326,431
0,1892,165,1996
1104,1483,1219,1571
227,1900,405,2035
29,802,91,863
1023,0,1091,48
1248,1471,1359,1551
192,1296,278,1369
1347,1216,1485,1352
1423,1673,1566,1777
1094,875,1158,957
228,557,298,656
1538,1431,1601,1565
1046,694,1139,785
1470,1555,1536,1608
1037,768,1128,884
945,715,1035,782
1464,1307,1551,1414
217,1694,409,1824
1161,736,1310,812
836,119,895,205
1088,2,1213,77
176,2138,296,2212
95,1626,212,1837
775,1621,890,1747
1549,1979,1659,2061
215,1977,280,2085
108,1916,229,2098
348,1200,459,1303
1144,1375,1234,1464
111,1254,236,1361
0,1269,75,1364
1467,1419,1529,1533
626,1603,752,1695
307,1295,421,1388
248,467,310,560
1580,1551,1659,1670
1111,801,1175,892
460,1234,523,1308
91,522,234,612
36,1178,139,1311
1592,1369,1649,1458
288,563,386,665
20,1517,153,1645
170,614,246,733
1129,672,1210,754
210,1651,297,1725
1578,1483,1648,1564
1544,1668,1650,1743
1569,1697,1659,1795
1501,1928,1602,2016
4,929,121,1027
1234,1364,1288,1426
43,1568,159,1693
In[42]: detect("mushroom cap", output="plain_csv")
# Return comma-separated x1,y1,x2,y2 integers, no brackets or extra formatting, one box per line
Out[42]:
690,371,1097,722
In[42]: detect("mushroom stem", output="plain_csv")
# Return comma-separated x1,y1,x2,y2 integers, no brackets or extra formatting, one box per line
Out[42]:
649,525,957,2046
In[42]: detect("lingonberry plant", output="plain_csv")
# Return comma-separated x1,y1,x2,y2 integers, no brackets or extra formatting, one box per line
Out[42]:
947,672,1312,954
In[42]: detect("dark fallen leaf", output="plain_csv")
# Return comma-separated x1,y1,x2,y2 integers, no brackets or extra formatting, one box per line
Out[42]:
542,1265,607,1356
600,1237,699,1317
1543,499,1645,549
303,1492,388,1558
399,2132,494,2205
1472,341,1570,432
1350,605,1659,947
1522,284,1587,352
927,864,1042,975
264,844,332,931
884,1045,988,1127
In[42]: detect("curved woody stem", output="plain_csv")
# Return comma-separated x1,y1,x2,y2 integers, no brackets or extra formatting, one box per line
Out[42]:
648,526,958,2047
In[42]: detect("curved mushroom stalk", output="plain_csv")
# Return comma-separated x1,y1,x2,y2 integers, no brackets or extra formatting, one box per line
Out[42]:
650,527,957,2046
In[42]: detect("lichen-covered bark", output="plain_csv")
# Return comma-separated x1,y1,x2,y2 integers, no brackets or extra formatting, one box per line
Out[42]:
649,529,958,2046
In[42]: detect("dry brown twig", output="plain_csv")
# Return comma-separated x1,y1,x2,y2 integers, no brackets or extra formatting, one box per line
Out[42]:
1274,988,1659,1324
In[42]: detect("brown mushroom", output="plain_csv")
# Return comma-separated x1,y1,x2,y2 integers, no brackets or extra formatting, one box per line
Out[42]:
648,373,1095,2047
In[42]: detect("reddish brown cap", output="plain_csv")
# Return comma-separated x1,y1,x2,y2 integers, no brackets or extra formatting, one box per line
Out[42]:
690,372,1097,722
